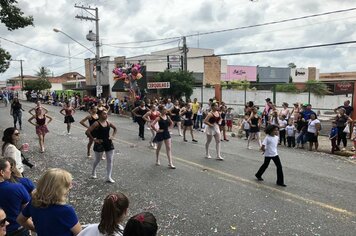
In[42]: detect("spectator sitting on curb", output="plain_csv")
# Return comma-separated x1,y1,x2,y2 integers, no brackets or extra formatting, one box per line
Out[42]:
123,212,158,236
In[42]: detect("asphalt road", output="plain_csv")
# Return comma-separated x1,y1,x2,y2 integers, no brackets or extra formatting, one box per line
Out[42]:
0,101,355,236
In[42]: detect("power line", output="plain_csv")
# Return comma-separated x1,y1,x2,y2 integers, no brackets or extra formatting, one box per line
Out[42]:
0,36,86,60
184,7,356,38
189,40,356,59
104,7,356,45
103,39,180,49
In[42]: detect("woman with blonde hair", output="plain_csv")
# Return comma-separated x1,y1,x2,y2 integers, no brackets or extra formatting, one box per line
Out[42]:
17,168,82,236
78,192,129,236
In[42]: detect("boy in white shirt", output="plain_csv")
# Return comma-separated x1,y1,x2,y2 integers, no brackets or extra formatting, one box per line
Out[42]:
278,115,288,145
285,120,296,148
255,124,286,187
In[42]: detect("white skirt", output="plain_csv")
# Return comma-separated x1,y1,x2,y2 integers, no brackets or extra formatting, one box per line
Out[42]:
205,123,220,136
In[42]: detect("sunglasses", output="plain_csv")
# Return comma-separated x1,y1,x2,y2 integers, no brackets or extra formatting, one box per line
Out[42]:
0,218,7,227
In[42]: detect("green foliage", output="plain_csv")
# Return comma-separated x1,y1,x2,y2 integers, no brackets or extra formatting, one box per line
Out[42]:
0,48,11,73
153,70,194,100
275,83,298,93
0,0,34,31
205,83,212,88
221,80,250,90
35,67,51,78
304,80,331,96
0,0,34,74
288,63,297,68
23,79,52,91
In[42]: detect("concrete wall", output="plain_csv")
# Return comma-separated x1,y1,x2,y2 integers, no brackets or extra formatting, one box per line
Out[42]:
191,87,350,115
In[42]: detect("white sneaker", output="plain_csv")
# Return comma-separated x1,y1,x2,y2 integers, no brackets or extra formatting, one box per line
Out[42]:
247,146,252,150
90,174,97,179
106,178,115,183
341,148,346,151
205,154,212,159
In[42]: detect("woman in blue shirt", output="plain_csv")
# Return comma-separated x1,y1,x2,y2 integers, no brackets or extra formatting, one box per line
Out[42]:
17,168,82,236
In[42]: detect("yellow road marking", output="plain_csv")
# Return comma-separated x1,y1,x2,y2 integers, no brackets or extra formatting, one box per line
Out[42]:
51,115,356,217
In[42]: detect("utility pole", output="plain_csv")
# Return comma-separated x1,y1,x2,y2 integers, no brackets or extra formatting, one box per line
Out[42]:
10,59,24,89
75,5,101,97
182,36,188,72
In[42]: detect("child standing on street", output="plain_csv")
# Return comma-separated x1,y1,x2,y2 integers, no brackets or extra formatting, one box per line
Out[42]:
226,108,234,132
329,121,339,154
285,120,296,147
255,124,286,187
278,115,288,145
241,115,250,140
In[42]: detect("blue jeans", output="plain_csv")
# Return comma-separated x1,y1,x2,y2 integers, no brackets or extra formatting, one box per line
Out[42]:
296,131,306,144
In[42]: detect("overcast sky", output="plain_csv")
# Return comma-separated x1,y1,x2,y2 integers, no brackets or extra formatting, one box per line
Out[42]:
1,0,356,80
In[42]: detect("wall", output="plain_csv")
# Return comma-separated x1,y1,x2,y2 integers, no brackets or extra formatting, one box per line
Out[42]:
191,87,350,115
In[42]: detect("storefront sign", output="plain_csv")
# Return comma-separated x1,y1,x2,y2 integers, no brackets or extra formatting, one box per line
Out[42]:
147,82,170,89
334,82,353,94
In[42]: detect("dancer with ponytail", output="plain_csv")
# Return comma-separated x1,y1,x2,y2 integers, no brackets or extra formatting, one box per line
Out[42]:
151,105,175,169
80,105,99,158
203,103,224,160
86,109,117,183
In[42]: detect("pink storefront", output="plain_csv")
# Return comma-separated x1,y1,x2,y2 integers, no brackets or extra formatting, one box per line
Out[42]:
224,65,257,81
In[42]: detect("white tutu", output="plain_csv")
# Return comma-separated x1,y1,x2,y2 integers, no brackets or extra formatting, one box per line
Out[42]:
205,123,220,136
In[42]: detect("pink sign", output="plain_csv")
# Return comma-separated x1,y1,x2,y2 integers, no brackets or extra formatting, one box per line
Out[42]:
225,65,257,81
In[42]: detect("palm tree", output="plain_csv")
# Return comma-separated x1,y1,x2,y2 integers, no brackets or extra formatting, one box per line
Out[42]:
35,66,51,78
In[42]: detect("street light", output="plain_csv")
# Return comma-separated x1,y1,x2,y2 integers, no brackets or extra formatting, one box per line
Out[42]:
53,28,96,55
54,27,101,97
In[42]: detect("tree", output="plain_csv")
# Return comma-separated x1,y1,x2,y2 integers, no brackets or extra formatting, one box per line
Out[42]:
0,48,11,73
276,83,298,93
35,66,51,78
23,79,51,91
0,0,34,73
304,80,331,96
153,70,195,100
288,63,297,68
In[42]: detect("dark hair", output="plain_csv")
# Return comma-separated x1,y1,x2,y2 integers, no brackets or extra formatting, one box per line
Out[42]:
98,193,129,235
123,212,158,236
2,127,17,155
265,124,279,135
97,108,108,117
0,159,9,172
158,105,166,112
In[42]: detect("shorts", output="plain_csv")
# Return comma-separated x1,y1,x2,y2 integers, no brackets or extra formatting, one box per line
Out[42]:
226,120,233,127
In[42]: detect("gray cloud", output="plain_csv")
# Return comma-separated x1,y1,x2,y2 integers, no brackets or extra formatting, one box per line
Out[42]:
2,0,356,79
